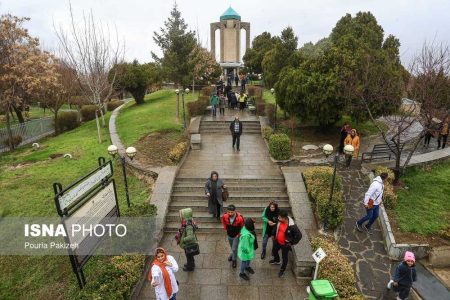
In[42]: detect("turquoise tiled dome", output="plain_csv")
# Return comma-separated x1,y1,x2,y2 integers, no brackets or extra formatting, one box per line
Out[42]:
220,6,241,21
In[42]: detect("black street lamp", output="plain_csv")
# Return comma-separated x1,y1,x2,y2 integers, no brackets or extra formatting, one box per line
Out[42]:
176,88,190,130
270,88,277,130
107,144,137,207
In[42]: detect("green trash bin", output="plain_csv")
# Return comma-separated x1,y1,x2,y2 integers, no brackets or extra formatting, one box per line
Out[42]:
308,279,338,300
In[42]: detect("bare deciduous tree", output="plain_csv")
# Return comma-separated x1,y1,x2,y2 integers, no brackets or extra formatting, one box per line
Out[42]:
363,40,450,182
54,3,124,142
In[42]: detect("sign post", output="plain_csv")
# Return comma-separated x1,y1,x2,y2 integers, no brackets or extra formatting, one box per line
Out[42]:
312,247,327,280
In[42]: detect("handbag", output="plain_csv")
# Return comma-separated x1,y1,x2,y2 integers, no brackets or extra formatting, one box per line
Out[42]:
367,184,384,209
184,243,200,256
222,187,229,202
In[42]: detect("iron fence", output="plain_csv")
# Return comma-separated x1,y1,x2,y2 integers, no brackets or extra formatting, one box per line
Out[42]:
0,117,54,152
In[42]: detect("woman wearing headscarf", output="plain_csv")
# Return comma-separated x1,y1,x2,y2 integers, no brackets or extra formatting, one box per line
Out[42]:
205,171,226,220
261,201,280,259
238,218,258,281
149,247,179,300
344,128,360,158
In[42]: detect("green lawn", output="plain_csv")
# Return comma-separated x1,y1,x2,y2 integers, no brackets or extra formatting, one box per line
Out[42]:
0,114,151,299
395,161,450,235
116,89,199,146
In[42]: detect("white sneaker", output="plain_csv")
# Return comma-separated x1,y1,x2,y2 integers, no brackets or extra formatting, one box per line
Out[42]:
387,279,394,289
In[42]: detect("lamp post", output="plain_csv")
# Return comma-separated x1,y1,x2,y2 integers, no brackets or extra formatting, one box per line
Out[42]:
107,144,137,207
322,144,339,208
175,88,190,130
270,88,277,130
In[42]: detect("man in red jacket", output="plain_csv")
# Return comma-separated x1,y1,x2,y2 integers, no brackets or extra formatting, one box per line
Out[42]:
221,204,245,268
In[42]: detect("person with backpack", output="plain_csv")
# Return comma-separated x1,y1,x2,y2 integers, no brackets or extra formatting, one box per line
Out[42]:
355,172,388,235
261,201,280,259
238,218,258,281
149,247,179,300
221,204,245,268
175,208,199,272
269,209,302,278
387,251,417,300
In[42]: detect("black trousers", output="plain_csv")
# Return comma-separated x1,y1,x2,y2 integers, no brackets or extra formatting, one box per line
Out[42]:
185,250,195,269
424,133,432,146
438,134,448,149
272,240,290,271
220,107,225,115
232,133,241,150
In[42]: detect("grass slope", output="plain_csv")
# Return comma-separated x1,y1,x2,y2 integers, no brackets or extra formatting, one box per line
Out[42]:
395,161,450,235
116,89,198,146
0,114,150,299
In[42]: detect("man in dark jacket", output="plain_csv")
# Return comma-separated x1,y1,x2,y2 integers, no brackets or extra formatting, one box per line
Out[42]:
221,204,245,268
269,210,302,277
229,116,243,151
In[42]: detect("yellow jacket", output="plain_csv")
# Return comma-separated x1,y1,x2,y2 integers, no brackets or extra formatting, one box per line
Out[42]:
344,129,360,158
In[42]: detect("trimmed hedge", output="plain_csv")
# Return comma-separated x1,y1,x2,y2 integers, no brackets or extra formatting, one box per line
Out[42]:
256,101,266,116
56,111,80,132
303,166,345,229
188,96,209,117
107,100,124,111
261,125,273,140
201,86,215,97
247,86,263,99
268,133,291,160
1,135,22,148
168,142,189,163
373,166,397,209
80,105,98,121
311,236,364,299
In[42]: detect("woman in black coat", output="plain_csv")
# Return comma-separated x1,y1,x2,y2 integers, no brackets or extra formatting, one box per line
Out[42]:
205,171,226,220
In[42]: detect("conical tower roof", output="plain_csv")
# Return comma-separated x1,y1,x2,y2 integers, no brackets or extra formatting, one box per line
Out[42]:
220,6,241,21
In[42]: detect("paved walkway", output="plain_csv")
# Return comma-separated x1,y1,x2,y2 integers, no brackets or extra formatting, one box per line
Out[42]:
139,108,308,299
337,170,395,299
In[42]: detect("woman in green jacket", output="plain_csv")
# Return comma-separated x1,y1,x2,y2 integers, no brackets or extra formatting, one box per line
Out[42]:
238,218,257,281
261,201,279,259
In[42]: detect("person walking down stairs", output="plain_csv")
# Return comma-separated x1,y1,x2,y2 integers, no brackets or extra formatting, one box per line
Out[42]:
205,171,226,220
230,116,243,151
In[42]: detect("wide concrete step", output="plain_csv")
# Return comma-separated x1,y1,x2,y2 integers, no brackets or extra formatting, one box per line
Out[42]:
164,221,265,233
171,195,289,201
172,185,286,192
166,210,269,222
200,121,260,125
175,178,285,184
168,200,290,210
200,125,261,129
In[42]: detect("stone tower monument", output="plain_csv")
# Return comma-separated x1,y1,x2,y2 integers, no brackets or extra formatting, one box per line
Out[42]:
210,7,250,77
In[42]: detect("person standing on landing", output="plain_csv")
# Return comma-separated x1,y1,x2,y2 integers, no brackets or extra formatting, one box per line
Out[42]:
356,172,388,235
230,116,243,151
261,201,280,259
387,251,417,300
205,171,226,220
219,93,226,116
270,210,302,277
210,93,219,117
175,208,199,272
238,218,258,281
149,247,179,300
221,204,245,268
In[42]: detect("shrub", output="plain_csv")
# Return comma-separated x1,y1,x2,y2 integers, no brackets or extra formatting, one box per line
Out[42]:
261,125,273,140
187,101,202,117
201,86,214,97
107,100,124,111
56,111,80,132
80,105,98,121
268,133,291,160
311,236,364,299
168,142,188,163
256,102,266,116
266,103,276,124
373,166,397,209
74,254,145,300
1,135,22,148
303,166,345,229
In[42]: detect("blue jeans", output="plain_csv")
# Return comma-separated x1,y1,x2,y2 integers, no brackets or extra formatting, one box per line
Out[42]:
211,105,217,116
262,234,271,251
357,205,380,229
169,293,177,300
227,235,239,261
240,260,250,273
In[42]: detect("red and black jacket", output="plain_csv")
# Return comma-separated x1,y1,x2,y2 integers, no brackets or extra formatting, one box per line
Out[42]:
221,212,245,237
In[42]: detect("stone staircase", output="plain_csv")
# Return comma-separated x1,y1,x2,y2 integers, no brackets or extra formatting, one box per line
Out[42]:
199,120,261,134
164,177,292,233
